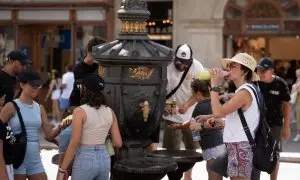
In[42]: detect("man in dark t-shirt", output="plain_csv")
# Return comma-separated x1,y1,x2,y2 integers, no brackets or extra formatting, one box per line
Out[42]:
0,50,28,179
0,50,29,104
256,57,291,180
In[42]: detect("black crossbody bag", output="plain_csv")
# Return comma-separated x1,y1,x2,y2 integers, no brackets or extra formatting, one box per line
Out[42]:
166,64,192,100
10,101,28,169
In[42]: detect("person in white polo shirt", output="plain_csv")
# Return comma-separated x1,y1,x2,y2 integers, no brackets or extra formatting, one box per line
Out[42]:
162,44,204,180
60,64,75,121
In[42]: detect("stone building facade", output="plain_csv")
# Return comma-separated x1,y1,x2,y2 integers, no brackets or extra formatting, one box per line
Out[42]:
114,0,227,68
114,0,300,68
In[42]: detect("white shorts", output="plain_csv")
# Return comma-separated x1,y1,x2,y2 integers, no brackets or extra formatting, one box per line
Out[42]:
6,165,14,180
51,90,61,100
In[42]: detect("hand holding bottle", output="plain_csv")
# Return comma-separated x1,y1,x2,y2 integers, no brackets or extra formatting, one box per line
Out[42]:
209,69,229,87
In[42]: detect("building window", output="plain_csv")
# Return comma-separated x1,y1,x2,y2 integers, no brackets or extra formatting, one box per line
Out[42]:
284,3,300,18
76,25,106,64
146,2,173,48
0,26,14,67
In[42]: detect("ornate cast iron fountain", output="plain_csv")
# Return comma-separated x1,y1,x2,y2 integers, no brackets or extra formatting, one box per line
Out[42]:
93,0,173,159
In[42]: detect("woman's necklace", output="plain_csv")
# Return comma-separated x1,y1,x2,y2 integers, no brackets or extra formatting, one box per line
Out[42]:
19,99,34,109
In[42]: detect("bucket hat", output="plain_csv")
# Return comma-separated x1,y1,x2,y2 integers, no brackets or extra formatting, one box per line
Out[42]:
221,53,258,81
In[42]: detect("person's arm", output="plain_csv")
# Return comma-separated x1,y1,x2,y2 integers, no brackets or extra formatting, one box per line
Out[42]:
282,101,291,140
280,79,292,140
0,103,16,180
211,89,251,118
110,111,122,148
61,74,68,90
0,121,8,180
83,53,94,65
40,105,71,142
45,80,55,100
195,114,214,122
74,56,98,80
178,95,198,114
210,69,251,118
59,107,84,171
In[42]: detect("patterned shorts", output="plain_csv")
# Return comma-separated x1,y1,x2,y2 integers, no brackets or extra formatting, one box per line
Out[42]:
202,144,226,161
226,142,253,178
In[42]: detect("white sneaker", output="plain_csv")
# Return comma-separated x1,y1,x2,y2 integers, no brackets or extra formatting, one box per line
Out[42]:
293,134,300,142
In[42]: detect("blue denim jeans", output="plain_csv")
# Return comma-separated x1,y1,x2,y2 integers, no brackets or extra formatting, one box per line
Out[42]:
71,145,110,180
59,126,72,154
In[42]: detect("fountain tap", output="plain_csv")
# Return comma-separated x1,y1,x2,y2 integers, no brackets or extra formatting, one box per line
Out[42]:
142,101,150,122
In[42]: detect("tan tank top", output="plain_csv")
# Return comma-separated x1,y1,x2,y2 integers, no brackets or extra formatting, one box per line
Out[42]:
80,104,113,145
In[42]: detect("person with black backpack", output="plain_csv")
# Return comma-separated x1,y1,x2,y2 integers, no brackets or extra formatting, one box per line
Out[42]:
256,57,291,180
209,53,260,179
0,69,71,180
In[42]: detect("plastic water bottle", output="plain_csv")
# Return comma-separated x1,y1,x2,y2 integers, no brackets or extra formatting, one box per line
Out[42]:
191,118,201,141
198,70,229,80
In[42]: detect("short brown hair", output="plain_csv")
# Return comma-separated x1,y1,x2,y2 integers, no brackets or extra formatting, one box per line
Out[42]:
191,79,210,97
87,37,106,53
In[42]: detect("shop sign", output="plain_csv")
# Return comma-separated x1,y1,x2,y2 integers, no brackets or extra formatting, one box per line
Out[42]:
245,23,281,32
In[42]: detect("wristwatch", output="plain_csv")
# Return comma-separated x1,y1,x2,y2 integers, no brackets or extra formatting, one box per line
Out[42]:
210,86,220,93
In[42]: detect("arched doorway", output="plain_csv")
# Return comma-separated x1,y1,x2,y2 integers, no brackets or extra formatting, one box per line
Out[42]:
223,0,300,87
223,0,300,58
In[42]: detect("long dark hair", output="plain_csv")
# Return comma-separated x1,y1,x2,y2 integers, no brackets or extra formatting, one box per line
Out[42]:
80,87,106,109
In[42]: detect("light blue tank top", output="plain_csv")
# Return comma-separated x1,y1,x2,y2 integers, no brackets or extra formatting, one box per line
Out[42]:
9,99,42,142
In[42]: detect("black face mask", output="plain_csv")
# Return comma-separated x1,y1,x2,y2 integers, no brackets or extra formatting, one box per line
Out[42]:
174,58,191,71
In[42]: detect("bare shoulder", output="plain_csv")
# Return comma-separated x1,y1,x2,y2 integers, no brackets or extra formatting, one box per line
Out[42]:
73,107,86,117
0,102,17,122
3,102,16,113
236,88,252,98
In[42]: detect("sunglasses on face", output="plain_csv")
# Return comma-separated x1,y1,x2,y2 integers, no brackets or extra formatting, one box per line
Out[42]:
226,63,239,69
29,83,42,89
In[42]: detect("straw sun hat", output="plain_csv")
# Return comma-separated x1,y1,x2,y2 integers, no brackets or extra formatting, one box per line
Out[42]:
221,53,259,81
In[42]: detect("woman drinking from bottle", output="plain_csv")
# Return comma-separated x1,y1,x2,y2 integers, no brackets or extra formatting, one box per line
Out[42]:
209,53,260,180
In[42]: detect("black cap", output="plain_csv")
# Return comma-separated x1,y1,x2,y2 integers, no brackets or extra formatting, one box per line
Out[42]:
18,69,42,87
82,74,105,92
7,50,29,65
256,57,275,70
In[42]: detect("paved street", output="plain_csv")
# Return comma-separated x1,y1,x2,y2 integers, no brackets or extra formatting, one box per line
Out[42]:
40,121,300,152
41,149,300,180
39,121,300,180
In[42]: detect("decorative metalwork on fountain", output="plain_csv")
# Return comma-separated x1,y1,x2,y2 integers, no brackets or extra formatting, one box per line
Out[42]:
92,0,173,161
118,0,150,35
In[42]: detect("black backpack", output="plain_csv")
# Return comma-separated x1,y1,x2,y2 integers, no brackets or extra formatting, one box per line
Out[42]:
237,84,278,174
